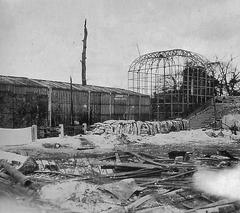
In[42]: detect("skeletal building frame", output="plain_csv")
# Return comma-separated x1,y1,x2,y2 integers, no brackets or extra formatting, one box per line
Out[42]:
128,49,215,120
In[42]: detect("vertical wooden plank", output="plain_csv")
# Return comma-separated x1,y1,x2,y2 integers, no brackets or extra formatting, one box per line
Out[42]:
59,124,64,138
48,87,52,127
127,93,130,120
88,91,91,124
100,93,102,122
205,69,208,102
109,92,112,119
12,90,14,128
31,125,37,142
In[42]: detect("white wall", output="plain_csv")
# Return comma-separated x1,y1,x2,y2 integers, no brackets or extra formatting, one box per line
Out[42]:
0,127,32,146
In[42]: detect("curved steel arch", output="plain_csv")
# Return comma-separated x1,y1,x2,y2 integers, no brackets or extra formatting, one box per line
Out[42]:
129,49,210,71
128,48,215,121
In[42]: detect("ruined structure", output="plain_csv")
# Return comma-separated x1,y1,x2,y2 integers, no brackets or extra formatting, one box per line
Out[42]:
128,49,215,120
0,75,150,128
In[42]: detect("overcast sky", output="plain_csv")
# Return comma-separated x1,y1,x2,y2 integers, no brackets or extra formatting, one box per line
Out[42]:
1,0,240,88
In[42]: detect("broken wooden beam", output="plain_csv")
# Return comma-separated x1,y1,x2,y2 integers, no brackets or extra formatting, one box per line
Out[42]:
0,160,32,187
105,168,163,179
92,161,165,170
126,195,153,211
185,199,237,213
128,151,168,167
140,169,196,187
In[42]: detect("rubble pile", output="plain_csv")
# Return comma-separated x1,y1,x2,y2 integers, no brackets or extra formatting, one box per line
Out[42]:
2,125,240,213
91,119,189,136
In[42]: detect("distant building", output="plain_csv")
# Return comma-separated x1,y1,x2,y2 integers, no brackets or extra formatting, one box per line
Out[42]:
0,75,150,128
128,49,215,120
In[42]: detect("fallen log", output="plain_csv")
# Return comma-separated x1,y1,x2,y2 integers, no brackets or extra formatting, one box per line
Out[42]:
99,153,131,161
128,152,167,167
148,183,193,189
92,161,165,170
0,160,32,187
126,152,195,169
106,168,163,179
105,169,148,178
138,152,162,160
140,169,196,187
139,152,175,162
185,199,237,213
33,170,90,178
0,150,39,175
2,146,115,160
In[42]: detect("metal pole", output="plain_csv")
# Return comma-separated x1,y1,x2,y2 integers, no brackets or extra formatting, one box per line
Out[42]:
127,93,130,120
163,60,166,118
212,70,217,129
139,95,141,120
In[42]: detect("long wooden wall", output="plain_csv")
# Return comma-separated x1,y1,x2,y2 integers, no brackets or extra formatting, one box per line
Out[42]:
51,89,151,126
0,84,48,128
0,83,150,127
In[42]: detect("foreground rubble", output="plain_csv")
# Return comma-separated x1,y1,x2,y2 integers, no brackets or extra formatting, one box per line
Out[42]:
1,125,240,213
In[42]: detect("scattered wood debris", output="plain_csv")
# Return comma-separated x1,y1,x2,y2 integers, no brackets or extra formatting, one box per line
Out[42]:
91,119,189,136
1,132,240,213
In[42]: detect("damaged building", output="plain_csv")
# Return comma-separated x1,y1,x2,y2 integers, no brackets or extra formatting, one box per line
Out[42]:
128,49,215,120
0,75,150,128
0,49,216,129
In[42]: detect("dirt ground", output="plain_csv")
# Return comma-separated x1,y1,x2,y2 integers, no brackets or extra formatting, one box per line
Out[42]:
2,129,239,157
1,129,240,213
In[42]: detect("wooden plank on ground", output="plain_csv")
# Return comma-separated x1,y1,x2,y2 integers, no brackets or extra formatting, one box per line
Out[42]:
140,169,196,187
92,161,165,170
185,199,237,212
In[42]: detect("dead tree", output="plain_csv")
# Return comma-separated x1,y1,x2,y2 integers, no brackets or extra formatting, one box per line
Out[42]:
70,76,74,125
81,19,88,86
213,56,240,96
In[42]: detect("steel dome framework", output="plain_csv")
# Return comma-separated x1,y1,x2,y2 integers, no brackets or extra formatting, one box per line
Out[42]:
128,49,215,120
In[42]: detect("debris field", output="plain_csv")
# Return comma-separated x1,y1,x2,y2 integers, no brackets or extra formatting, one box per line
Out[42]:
1,120,240,213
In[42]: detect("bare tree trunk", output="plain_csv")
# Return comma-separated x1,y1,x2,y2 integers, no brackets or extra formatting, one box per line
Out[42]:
82,19,87,86
70,76,74,125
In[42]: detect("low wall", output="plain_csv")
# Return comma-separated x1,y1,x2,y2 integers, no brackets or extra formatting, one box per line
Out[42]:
0,127,34,146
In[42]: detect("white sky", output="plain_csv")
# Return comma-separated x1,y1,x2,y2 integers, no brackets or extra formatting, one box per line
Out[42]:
1,0,240,88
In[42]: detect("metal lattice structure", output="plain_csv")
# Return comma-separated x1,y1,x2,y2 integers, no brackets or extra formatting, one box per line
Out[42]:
128,49,215,120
